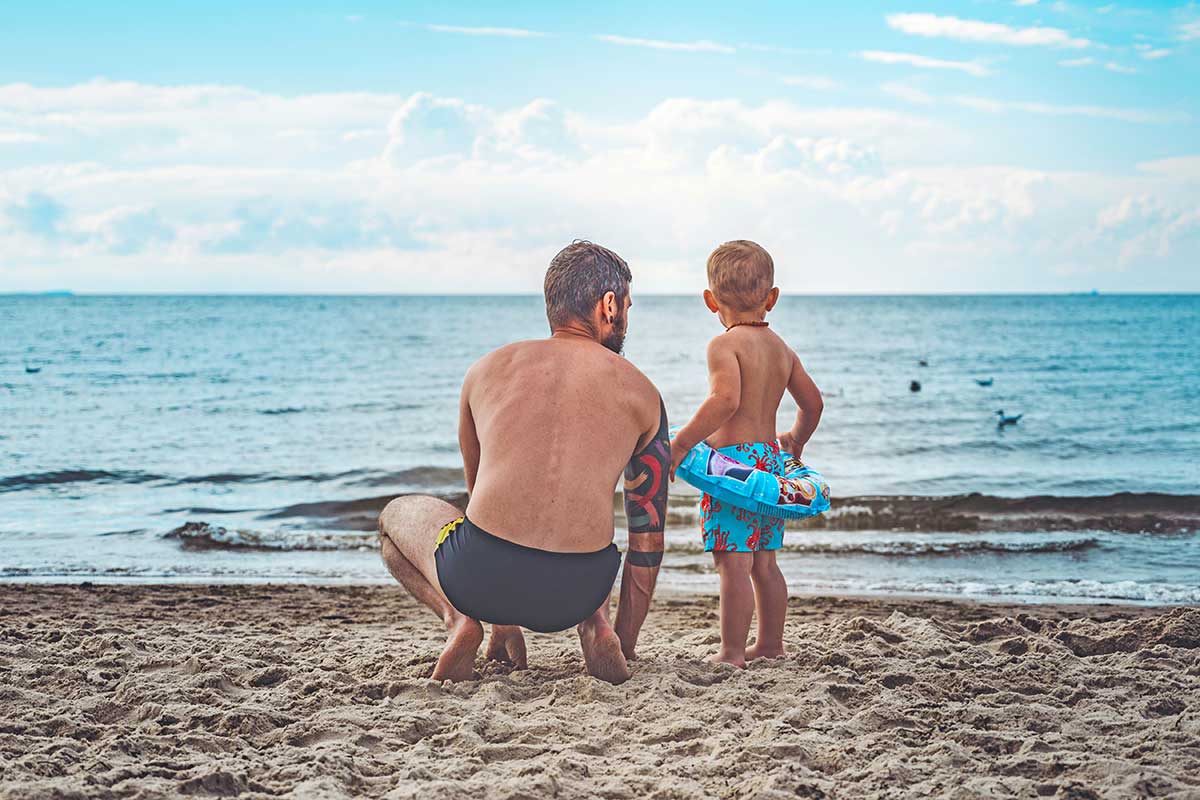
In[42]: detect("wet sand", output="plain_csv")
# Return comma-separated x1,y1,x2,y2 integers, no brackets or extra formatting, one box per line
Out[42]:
1,584,1198,799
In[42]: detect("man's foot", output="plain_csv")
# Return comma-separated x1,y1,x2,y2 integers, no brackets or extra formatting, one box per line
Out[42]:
709,650,746,669
432,616,484,682
485,625,528,669
579,618,631,685
745,642,786,661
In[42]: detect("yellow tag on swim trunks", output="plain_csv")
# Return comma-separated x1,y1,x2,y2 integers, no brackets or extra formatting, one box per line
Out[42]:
436,517,464,548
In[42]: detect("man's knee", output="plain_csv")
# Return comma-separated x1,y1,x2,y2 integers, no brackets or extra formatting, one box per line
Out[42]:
378,494,461,550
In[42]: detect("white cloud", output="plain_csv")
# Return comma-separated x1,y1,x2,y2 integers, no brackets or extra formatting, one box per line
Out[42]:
1014,0,1039,5
886,12,1091,48
1059,57,1095,67
1179,21,1200,41
2,80,1198,292
594,34,735,54
881,83,936,105
860,50,991,76
779,75,841,90
1104,61,1137,74
0,131,45,144
1135,44,1171,59
953,95,1184,123
422,23,547,38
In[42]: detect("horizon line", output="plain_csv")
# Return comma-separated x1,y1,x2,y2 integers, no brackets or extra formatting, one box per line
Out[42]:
4,290,1199,298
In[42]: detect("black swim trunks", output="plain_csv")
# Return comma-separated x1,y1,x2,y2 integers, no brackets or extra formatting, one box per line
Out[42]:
434,516,621,633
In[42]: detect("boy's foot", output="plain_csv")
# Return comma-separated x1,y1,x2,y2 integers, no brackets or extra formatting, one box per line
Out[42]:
745,642,786,661
709,651,746,669
432,616,484,682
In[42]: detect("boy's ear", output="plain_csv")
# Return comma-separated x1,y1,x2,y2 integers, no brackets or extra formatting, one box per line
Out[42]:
765,287,780,311
703,289,720,313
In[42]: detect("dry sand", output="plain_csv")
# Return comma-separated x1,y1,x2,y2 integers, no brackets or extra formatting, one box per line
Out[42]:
1,584,1198,799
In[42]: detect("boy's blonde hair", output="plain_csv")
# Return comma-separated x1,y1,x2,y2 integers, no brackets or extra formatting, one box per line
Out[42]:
706,240,775,311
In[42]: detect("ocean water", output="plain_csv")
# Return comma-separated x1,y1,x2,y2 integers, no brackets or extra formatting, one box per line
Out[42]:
2,294,1198,603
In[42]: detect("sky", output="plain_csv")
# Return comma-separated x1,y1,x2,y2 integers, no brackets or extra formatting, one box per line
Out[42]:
1,1,1198,293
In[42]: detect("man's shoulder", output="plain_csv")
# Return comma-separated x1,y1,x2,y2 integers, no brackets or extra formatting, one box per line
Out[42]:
611,353,659,400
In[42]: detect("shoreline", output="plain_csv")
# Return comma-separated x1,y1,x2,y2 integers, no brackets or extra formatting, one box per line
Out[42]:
1,577,1194,609
2,583,1197,798
3,577,1196,609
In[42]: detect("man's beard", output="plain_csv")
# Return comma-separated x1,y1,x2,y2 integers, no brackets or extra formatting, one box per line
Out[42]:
601,309,627,354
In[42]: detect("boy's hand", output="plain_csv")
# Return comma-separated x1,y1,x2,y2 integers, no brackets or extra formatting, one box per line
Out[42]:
777,430,801,459
669,438,690,482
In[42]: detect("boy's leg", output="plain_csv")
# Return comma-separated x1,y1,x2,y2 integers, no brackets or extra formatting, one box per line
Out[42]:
747,549,788,660
711,551,755,667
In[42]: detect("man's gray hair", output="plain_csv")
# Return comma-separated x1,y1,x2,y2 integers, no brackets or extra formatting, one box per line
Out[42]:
543,240,632,332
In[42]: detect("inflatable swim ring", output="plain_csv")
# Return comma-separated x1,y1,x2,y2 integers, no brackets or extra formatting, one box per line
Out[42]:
674,439,831,521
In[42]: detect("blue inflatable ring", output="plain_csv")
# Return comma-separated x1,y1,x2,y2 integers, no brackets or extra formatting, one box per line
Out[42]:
675,439,831,521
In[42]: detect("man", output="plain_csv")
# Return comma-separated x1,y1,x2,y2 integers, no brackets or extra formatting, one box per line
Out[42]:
378,241,669,684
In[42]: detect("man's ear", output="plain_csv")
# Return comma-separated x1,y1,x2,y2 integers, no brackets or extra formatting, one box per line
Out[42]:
703,289,720,313
602,290,618,322
765,287,780,311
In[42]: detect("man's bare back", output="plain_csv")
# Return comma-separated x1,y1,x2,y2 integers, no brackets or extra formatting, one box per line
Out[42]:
376,240,670,683
460,336,661,552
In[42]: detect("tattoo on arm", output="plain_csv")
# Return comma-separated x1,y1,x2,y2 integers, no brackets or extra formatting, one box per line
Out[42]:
623,399,669,567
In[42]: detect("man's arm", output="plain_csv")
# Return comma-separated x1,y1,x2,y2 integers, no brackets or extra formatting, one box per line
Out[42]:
668,337,740,479
778,352,823,458
613,398,669,661
457,369,481,495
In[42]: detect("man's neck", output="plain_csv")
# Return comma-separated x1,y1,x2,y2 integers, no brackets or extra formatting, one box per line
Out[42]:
550,323,599,344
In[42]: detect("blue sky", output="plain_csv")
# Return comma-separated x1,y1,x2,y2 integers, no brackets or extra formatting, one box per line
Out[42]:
1,1,1198,292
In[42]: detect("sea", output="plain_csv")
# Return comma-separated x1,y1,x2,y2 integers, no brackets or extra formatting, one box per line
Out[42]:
2,294,1198,604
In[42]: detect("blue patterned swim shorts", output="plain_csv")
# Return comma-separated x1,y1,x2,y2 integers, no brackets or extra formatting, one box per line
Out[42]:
699,441,786,552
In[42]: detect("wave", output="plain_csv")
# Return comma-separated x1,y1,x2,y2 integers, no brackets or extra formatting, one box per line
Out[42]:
166,522,379,552
165,521,1101,559
6,463,1197,534
0,469,160,492
657,535,1100,558
782,493,1200,535
1,465,466,494
845,578,1200,605
247,488,1199,535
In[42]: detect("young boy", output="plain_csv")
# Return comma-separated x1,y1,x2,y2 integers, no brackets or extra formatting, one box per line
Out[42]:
668,240,824,667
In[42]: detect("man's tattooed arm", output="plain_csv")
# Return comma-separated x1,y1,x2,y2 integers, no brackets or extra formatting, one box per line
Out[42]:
614,398,669,660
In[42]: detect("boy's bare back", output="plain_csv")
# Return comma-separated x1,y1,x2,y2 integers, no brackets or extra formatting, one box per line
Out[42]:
705,326,798,449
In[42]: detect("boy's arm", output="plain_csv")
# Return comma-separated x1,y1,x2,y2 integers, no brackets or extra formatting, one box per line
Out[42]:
668,337,740,479
457,369,481,495
778,352,823,458
613,398,669,661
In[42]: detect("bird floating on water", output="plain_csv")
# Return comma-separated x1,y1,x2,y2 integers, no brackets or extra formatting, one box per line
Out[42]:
910,380,921,392
24,364,41,374
918,359,928,367
996,410,1022,428
976,378,994,387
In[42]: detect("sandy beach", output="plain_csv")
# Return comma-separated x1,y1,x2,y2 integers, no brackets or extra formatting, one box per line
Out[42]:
1,584,1197,799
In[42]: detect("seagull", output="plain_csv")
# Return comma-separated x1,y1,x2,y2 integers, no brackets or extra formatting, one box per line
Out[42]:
996,410,1022,428
24,364,41,374
976,378,994,387
910,380,921,392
